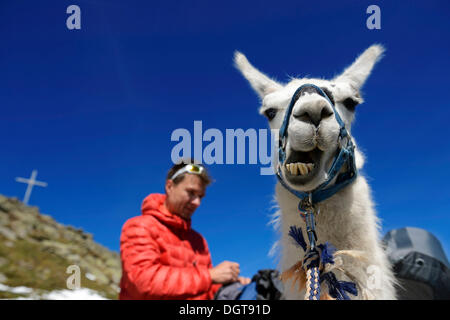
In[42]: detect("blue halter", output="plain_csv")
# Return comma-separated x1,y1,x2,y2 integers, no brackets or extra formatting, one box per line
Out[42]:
276,84,358,206
277,84,360,300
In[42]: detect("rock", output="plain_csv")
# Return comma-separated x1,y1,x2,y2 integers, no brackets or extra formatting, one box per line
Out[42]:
38,214,56,224
9,220,29,239
37,224,59,239
105,257,120,269
110,284,120,293
40,240,73,257
10,209,38,224
0,211,9,226
82,232,93,241
0,198,22,214
0,194,7,204
110,271,121,284
0,273,7,283
0,226,17,241
66,254,81,263
85,273,96,281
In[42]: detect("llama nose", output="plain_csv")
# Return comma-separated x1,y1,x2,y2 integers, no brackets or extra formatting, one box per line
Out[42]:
293,100,333,127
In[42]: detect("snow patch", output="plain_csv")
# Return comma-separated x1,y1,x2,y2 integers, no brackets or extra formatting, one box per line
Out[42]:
0,283,33,294
0,283,108,300
85,273,96,281
42,288,108,300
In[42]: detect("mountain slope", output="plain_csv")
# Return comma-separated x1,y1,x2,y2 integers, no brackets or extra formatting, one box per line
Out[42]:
0,194,121,299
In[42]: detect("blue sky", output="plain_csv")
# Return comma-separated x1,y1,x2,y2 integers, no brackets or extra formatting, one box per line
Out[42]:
1,0,449,278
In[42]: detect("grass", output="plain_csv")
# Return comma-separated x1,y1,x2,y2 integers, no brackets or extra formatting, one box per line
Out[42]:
0,235,118,300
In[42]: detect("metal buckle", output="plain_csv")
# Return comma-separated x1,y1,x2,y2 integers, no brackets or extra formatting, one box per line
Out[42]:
298,193,319,250
298,193,313,211
305,211,318,251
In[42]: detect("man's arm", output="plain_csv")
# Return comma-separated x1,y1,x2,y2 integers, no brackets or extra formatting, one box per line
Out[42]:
120,219,213,299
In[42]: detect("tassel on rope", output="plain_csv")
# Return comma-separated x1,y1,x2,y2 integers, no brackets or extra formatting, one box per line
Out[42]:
321,272,358,300
282,226,359,300
289,226,307,251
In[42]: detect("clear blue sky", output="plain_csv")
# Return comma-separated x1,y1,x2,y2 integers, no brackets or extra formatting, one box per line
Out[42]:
1,0,449,278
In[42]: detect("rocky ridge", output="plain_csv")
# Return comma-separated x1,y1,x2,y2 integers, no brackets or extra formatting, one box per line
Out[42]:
0,194,121,299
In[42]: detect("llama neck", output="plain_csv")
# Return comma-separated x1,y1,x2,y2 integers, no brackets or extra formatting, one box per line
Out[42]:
276,175,380,253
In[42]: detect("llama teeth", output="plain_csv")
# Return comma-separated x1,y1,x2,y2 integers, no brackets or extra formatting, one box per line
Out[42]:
299,163,307,175
292,163,298,175
297,163,304,175
286,163,296,176
285,162,314,176
304,163,310,174
289,163,298,175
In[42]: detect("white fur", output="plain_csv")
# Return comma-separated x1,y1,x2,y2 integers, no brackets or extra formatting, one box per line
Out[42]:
235,45,397,299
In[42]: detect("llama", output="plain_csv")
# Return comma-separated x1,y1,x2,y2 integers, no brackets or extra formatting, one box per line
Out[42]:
234,45,397,300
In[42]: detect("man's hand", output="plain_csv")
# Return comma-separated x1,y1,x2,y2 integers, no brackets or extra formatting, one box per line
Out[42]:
238,276,251,285
209,261,240,284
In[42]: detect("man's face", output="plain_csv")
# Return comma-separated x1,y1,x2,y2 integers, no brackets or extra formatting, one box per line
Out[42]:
165,174,206,220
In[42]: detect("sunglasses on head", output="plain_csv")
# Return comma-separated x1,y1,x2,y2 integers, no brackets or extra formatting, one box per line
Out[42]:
170,164,205,180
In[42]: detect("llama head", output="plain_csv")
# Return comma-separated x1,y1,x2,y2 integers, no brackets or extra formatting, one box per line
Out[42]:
234,45,384,191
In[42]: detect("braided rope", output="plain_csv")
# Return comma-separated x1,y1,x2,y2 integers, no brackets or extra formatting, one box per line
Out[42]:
302,248,321,300
305,267,321,300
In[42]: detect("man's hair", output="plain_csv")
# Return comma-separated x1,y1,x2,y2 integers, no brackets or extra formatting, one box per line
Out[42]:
166,158,212,186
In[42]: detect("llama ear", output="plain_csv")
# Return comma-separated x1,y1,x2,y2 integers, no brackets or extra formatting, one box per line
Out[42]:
334,44,385,90
234,51,282,99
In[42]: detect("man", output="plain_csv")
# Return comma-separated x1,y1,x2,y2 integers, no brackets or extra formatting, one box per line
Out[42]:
119,160,251,300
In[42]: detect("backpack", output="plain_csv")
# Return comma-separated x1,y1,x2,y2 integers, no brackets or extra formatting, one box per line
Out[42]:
383,227,450,300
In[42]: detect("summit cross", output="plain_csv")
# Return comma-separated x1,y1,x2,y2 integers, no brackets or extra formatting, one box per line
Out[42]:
15,170,48,205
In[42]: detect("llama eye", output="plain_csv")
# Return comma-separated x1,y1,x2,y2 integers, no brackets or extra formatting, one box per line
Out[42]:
264,108,278,121
342,98,359,112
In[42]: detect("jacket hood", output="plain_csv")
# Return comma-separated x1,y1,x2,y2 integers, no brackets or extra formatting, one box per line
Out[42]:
141,193,191,231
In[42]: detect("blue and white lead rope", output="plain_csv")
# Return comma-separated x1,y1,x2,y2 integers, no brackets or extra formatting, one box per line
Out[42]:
287,225,358,300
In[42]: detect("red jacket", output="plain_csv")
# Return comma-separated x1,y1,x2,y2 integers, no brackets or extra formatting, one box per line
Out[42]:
119,193,221,300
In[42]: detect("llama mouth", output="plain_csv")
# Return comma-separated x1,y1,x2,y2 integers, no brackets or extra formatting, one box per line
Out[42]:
283,148,322,183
